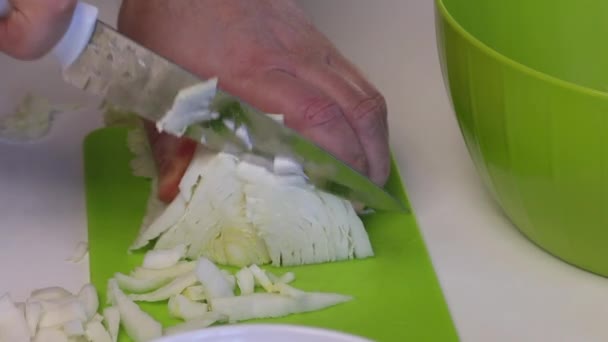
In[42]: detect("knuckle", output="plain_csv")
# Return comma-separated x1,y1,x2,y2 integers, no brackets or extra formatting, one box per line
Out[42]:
351,93,387,123
227,47,290,81
300,99,343,128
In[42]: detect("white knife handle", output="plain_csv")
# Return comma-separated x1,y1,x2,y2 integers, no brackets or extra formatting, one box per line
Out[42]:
0,0,9,17
0,0,98,69
53,2,98,68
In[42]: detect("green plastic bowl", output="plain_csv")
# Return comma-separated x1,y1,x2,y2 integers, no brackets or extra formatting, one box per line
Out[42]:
435,0,608,276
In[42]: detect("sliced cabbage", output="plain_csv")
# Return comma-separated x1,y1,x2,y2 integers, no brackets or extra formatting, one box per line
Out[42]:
90,313,104,324
318,192,374,259
0,293,30,341
0,93,62,143
130,195,188,251
248,264,274,293
36,296,81,312
102,307,119,342
266,270,296,285
153,221,193,250
210,289,352,322
142,244,187,269
25,301,43,336
30,287,72,301
123,121,169,250
129,273,198,302
137,179,167,239
66,242,88,263
84,321,112,342
69,336,88,342
129,148,373,268
239,162,337,265
177,147,214,201
278,272,296,284
130,261,196,280
114,272,173,294
163,312,226,336
62,320,84,337
235,267,254,295
168,295,208,321
0,258,352,342
107,279,162,342
220,270,236,291
195,258,234,299
156,78,219,137
181,152,270,266
77,284,99,320
33,327,68,342
38,300,87,328
131,148,270,267
181,285,206,302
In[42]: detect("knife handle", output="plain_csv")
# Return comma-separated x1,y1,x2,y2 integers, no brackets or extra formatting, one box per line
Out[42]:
0,0,98,69
53,2,98,68
0,0,9,17
0,0,8,17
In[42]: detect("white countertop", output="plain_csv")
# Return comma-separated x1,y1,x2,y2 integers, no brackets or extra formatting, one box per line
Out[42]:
1,1,608,341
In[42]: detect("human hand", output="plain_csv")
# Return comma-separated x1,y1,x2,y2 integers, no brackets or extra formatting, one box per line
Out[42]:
118,0,390,202
0,0,77,59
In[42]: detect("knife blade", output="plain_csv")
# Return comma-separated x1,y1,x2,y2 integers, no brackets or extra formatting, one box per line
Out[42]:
0,1,408,212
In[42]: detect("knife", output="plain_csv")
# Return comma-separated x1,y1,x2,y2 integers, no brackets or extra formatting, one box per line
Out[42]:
0,1,407,213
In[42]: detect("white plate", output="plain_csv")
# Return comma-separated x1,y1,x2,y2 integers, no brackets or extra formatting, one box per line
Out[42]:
153,324,374,342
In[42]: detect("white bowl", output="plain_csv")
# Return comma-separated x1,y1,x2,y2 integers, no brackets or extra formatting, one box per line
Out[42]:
153,324,374,342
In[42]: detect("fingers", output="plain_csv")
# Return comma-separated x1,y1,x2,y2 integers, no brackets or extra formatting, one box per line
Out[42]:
227,68,369,176
292,55,390,186
326,52,380,97
142,121,198,203
0,0,77,59
328,53,389,131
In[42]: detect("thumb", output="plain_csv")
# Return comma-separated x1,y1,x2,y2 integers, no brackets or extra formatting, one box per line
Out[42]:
0,0,76,60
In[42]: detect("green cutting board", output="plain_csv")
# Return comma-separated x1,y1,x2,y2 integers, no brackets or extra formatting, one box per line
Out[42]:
83,127,459,342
